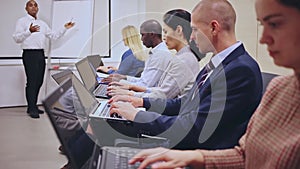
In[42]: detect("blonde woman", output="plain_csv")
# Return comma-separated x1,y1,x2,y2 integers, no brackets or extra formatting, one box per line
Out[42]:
97,25,146,77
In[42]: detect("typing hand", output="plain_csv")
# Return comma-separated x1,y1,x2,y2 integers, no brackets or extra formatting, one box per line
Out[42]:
109,101,139,121
107,66,117,71
108,95,143,107
109,81,131,90
101,74,125,83
29,23,40,33
107,86,134,97
129,147,205,169
97,66,109,73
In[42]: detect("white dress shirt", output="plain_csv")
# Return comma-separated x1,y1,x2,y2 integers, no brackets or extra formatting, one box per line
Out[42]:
204,41,243,82
12,14,67,50
123,42,172,87
134,45,200,99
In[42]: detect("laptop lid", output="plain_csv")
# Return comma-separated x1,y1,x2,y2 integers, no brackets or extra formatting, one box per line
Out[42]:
51,69,73,85
75,57,99,92
42,78,82,169
71,74,124,120
87,55,104,69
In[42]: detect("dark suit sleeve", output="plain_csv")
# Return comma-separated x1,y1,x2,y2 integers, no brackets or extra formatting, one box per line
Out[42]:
143,96,182,116
135,55,262,149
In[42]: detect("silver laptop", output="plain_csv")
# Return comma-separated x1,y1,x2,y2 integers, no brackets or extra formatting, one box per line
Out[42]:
87,54,104,70
71,74,124,120
51,69,73,85
75,57,110,99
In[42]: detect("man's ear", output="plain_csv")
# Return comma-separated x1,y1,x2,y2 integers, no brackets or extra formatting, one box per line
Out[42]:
210,20,220,35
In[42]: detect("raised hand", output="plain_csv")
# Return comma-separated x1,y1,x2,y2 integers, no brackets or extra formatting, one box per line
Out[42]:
29,23,40,33
64,21,75,29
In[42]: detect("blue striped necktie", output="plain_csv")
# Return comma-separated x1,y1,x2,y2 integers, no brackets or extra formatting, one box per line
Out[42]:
197,61,214,88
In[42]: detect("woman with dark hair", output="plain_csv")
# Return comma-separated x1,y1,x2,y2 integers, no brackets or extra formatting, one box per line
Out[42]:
163,9,205,61
108,9,202,99
130,0,300,168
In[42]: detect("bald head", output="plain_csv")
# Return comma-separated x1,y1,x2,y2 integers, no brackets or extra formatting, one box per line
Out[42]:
26,0,37,7
140,19,162,37
25,0,38,18
193,0,236,32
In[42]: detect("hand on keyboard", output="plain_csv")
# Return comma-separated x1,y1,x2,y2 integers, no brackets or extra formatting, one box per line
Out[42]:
110,113,122,119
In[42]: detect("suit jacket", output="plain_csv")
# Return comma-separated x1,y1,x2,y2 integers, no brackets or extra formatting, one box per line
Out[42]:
133,44,263,150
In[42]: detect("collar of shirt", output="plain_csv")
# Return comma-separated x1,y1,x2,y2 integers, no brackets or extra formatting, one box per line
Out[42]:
26,14,36,21
149,41,169,55
175,45,190,56
210,41,242,69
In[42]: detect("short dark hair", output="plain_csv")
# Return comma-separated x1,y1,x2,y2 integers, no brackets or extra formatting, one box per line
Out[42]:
277,0,300,11
140,19,162,38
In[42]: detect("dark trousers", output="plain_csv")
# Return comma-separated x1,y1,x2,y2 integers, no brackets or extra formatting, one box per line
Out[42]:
22,49,45,112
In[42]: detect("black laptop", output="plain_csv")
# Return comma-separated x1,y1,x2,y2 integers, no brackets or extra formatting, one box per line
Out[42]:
89,145,150,169
42,78,83,169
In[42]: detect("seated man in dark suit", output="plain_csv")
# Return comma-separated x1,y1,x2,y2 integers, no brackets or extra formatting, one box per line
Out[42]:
61,1,263,168
108,0,263,150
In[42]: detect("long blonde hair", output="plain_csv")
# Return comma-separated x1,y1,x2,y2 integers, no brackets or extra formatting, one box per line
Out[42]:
122,25,147,61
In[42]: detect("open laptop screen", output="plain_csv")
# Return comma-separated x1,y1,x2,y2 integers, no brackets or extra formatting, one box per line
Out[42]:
87,55,104,69
71,74,99,115
75,57,98,92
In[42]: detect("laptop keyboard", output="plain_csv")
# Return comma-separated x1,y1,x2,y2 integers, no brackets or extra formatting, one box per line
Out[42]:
103,147,150,169
94,84,108,97
99,103,110,117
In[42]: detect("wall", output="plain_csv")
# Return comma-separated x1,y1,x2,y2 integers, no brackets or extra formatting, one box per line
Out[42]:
0,0,293,107
144,0,292,75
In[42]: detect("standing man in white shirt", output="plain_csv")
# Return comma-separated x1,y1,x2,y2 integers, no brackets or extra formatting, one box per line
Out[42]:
12,0,74,118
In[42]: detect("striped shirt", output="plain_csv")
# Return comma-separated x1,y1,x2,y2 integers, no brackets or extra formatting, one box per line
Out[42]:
202,75,300,169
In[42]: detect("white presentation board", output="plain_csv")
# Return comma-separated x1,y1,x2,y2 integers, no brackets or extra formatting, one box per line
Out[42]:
50,0,93,58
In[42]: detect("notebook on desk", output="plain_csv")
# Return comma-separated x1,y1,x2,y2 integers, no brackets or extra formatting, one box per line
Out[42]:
75,57,110,99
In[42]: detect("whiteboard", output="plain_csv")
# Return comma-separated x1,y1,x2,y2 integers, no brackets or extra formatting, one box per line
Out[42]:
50,0,94,58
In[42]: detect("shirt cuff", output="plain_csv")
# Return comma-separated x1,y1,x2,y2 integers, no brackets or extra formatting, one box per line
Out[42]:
107,69,115,74
143,98,151,110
